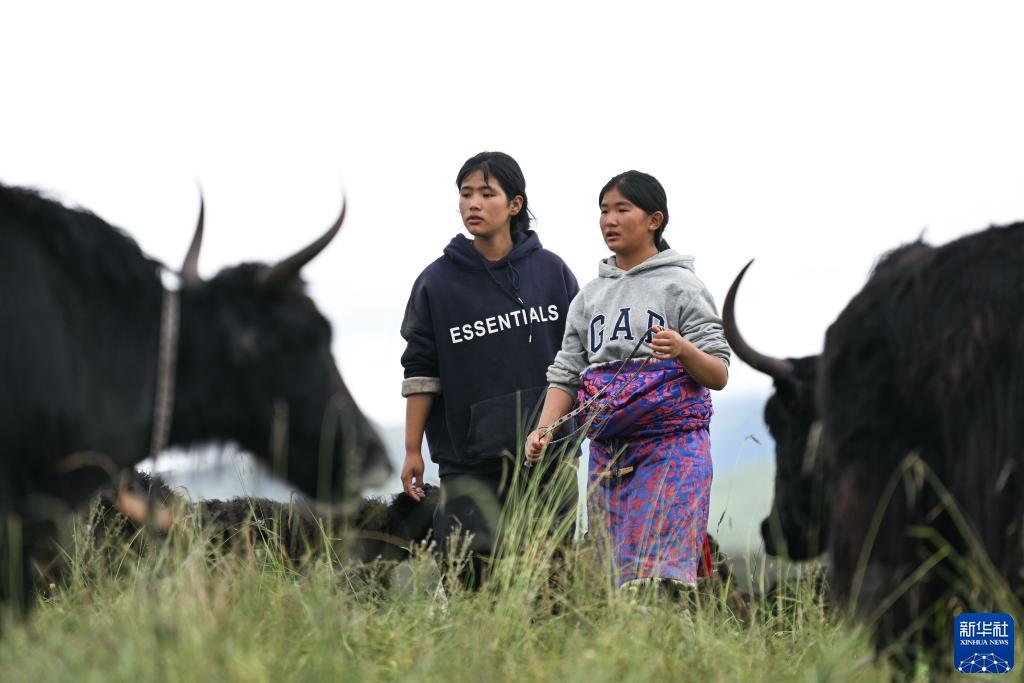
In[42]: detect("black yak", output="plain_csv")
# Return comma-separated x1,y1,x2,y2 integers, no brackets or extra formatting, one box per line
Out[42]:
86,472,438,578
0,183,390,613
725,224,1024,665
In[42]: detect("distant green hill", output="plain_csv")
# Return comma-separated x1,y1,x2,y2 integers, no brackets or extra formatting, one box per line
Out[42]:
709,456,775,556
706,392,777,555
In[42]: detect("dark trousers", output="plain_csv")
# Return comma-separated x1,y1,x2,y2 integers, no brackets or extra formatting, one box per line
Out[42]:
432,471,504,589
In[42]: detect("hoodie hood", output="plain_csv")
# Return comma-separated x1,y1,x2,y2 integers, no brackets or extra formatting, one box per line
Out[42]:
546,247,731,396
443,230,543,271
598,248,695,278
444,230,544,325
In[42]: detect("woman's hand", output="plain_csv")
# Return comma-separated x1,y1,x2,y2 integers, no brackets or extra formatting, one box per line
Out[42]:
649,325,690,361
401,450,426,501
649,325,729,390
525,427,552,463
526,388,574,463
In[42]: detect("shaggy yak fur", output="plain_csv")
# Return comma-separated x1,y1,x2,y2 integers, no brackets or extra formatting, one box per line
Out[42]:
725,224,1024,669
0,183,390,615
80,472,438,585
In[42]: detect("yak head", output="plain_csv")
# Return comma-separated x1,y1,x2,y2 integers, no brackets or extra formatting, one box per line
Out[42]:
724,261,829,560
171,200,391,503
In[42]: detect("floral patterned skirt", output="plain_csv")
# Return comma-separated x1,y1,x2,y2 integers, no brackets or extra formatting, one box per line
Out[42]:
580,358,713,586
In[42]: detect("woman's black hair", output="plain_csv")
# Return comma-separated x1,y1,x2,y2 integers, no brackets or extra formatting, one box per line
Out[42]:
456,151,533,235
599,170,671,251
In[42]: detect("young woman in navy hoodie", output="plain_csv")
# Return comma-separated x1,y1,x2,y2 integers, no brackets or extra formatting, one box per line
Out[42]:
400,151,579,586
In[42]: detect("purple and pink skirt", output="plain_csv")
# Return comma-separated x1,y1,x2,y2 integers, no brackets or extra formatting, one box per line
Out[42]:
580,358,713,586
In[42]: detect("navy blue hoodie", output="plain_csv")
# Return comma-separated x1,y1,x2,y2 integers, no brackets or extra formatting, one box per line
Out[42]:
401,230,579,474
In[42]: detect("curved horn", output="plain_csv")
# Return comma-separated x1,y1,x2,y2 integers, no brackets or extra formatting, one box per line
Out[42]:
181,189,205,286
723,259,795,381
260,195,346,291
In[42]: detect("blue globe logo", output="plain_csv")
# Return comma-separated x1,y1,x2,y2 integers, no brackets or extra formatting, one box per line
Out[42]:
958,652,1012,674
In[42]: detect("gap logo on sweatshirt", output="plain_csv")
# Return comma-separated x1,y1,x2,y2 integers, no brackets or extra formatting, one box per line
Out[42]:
449,304,561,344
589,308,665,353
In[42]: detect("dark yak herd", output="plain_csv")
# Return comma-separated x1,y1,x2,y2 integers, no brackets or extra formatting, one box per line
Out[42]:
2,182,1022,669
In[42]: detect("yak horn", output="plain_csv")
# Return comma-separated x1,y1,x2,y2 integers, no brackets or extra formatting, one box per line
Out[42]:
723,259,796,381
181,189,205,286
260,195,346,291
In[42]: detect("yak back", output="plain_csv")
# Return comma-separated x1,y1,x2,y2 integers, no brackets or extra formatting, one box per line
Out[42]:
818,224,1024,654
1,185,164,507
89,471,438,567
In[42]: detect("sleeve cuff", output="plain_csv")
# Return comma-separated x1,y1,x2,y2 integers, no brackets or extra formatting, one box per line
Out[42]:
402,377,442,397
548,383,578,399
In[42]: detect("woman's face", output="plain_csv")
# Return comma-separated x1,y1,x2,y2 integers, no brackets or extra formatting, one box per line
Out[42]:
599,187,660,254
459,170,522,239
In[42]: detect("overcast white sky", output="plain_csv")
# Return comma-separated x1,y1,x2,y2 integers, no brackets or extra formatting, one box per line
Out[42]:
4,2,1024,431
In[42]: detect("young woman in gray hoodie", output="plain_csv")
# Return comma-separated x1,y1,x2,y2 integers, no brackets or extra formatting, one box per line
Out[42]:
525,170,730,591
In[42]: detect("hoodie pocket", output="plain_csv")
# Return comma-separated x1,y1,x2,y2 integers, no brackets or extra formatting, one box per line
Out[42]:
464,386,547,459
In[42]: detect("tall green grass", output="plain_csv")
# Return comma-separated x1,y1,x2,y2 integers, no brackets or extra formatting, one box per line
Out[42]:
0,455,952,683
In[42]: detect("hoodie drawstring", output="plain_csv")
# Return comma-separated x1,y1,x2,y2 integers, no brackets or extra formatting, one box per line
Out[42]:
478,255,533,343
507,262,521,291
506,262,533,342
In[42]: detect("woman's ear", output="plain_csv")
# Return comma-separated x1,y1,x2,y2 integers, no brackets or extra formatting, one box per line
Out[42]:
650,211,665,230
509,195,524,216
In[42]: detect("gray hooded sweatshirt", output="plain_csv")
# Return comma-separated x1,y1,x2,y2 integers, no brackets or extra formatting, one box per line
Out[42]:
546,249,731,397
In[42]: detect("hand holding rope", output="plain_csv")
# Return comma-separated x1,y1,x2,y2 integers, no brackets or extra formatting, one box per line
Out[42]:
524,327,658,467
